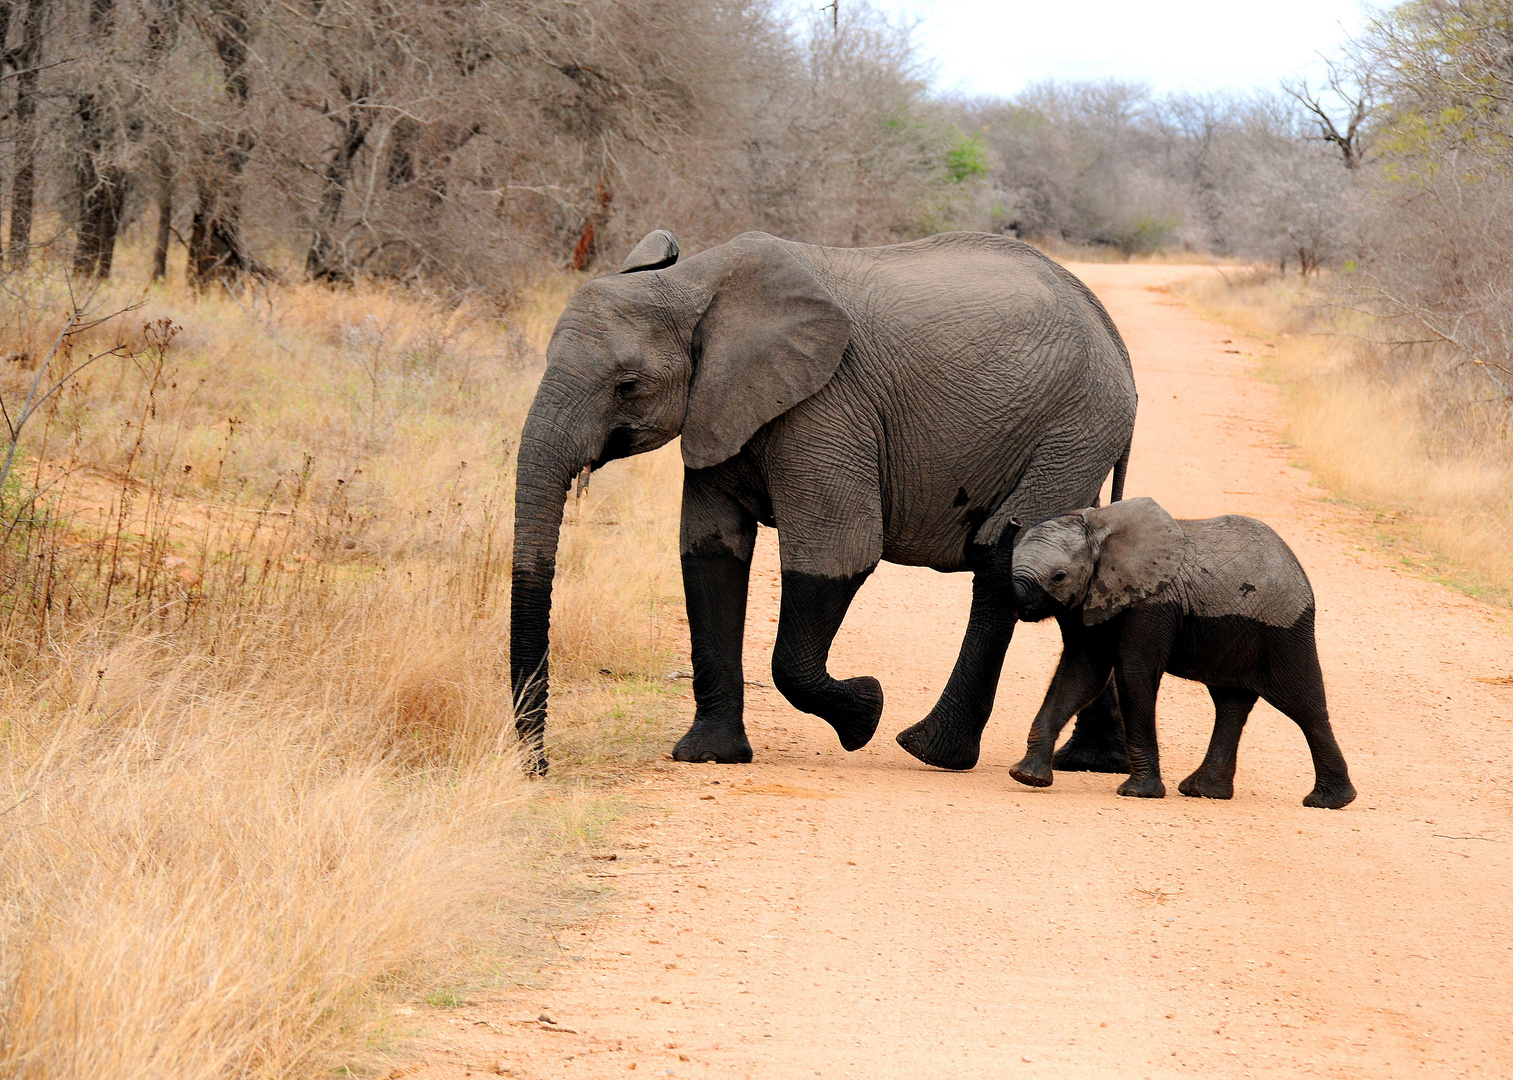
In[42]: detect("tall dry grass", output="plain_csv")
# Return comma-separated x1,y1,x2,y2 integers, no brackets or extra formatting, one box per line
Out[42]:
0,240,687,1077
1180,269,1513,604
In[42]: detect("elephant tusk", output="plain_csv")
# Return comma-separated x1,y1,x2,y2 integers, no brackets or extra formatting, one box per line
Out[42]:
575,465,591,500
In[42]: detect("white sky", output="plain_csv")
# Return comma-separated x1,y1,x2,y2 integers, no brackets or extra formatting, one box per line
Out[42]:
829,0,1376,98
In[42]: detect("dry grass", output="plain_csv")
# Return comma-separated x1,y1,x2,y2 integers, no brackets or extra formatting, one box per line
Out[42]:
1180,269,1513,605
0,239,688,1077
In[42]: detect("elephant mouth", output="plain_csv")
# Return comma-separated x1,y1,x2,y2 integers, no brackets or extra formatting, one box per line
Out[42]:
1012,577,1055,622
594,424,675,469
593,426,637,468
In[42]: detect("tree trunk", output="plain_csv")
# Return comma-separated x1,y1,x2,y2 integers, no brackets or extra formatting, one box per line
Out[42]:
305,98,372,281
188,0,256,289
73,93,127,279
188,148,253,288
145,0,180,283
8,0,45,270
151,142,173,282
70,0,125,278
0,2,13,265
386,118,418,188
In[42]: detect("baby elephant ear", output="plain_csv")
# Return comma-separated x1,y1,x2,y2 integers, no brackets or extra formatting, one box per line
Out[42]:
619,230,680,273
1082,497,1186,626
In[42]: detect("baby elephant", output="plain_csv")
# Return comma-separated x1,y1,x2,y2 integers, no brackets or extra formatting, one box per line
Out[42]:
1004,497,1356,809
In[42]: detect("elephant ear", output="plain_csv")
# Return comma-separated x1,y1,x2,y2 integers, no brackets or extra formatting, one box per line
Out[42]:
619,229,680,273
681,236,852,470
1082,497,1187,626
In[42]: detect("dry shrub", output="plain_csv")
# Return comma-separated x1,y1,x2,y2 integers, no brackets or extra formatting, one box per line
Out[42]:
0,251,687,1076
1181,269,1513,602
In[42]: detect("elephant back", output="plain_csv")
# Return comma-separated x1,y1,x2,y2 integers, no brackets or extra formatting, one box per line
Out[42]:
1179,516,1314,628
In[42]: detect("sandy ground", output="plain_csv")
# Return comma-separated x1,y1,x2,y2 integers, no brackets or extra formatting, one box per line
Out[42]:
402,264,1513,1079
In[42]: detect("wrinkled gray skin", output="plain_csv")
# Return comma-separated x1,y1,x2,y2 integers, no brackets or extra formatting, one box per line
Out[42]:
1004,498,1356,809
511,229,1137,774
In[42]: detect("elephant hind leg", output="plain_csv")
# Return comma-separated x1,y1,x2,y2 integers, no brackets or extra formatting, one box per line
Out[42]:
1179,687,1258,800
1261,621,1356,809
771,568,883,752
1051,681,1130,773
896,573,1015,771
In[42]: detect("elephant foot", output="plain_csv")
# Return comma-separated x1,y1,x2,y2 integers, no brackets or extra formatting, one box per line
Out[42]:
1009,754,1053,788
1117,774,1166,799
895,702,982,771
1178,769,1233,800
1052,685,1129,773
1052,732,1130,774
672,717,753,764
1303,778,1357,810
823,676,884,752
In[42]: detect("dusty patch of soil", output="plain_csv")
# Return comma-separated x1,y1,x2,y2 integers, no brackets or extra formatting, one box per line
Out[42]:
401,264,1513,1079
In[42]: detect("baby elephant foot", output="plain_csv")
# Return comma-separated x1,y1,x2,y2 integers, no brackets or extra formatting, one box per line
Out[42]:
825,676,884,752
1051,687,1128,773
1054,740,1131,774
1117,774,1167,799
672,717,753,764
1009,754,1053,788
1178,769,1234,800
895,701,982,771
1302,778,1357,810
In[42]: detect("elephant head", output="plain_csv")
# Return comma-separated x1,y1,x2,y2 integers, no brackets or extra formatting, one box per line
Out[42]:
1010,497,1187,626
510,230,852,772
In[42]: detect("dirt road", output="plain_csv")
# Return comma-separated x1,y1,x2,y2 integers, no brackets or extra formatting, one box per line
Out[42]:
407,265,1513,1079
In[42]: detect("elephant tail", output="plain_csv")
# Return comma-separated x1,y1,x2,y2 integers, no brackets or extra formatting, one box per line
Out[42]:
1109,439,1131,503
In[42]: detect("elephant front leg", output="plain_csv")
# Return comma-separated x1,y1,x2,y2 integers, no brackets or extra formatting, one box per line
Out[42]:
674,473,758,764
674,551,755,763
1010,644,1114,788
896,574,1015,771
771,569,883,751
1114,665,1166,799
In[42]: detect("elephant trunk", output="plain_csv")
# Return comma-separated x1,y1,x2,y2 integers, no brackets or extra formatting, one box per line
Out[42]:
510,388,590,774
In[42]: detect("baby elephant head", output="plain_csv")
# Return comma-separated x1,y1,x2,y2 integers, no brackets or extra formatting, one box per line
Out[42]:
1010,497,1187,625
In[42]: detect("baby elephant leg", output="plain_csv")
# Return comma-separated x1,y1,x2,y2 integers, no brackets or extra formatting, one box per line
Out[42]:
1010,646,1113,788
1051,680,1130,773
1114,666,1166,798
1179,687,1258,800
1264,627,1357,809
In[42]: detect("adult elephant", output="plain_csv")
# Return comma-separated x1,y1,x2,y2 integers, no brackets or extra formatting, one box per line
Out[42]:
510,229,1136,775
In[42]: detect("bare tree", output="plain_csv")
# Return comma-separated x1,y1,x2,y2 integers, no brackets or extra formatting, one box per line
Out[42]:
1284,62,1372,170
145,0,183,282
0,0,991,292
71,0,128,278
186,0,259,287
8,0,47,269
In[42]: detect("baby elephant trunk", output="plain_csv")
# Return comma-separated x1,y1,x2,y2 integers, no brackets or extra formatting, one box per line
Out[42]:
1010,574,1051,621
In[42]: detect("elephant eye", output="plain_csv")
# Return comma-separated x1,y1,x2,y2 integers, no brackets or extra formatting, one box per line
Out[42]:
1051,569,1068,583
615,372,641,396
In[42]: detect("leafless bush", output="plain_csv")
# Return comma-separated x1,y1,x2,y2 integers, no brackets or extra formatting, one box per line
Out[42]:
951,81,1357,266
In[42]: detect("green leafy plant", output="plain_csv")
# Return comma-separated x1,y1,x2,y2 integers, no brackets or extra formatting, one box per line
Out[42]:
944,130,989,183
